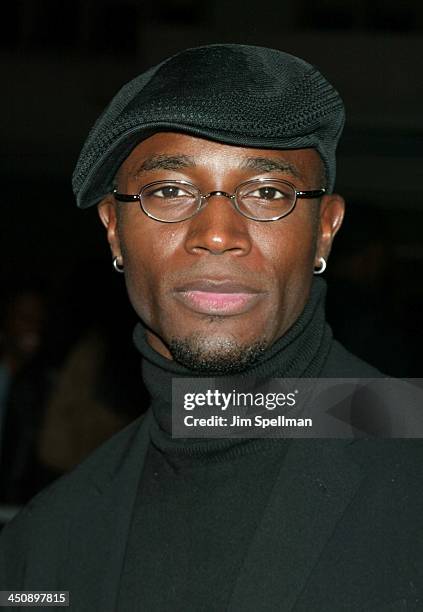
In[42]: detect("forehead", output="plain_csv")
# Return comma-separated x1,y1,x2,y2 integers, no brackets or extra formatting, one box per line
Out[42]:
117,132,323,183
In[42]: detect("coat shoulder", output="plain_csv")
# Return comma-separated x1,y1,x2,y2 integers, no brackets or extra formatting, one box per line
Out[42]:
10,414,146,519
0,414,148,588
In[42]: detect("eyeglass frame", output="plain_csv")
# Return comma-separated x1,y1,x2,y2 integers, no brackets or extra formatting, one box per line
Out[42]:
112,178,326,223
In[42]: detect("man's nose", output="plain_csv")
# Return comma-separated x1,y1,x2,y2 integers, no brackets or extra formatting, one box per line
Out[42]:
183,193,252,256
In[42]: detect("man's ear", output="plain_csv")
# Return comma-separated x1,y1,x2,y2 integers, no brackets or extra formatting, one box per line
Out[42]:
97,196,123,264
315,193,345,265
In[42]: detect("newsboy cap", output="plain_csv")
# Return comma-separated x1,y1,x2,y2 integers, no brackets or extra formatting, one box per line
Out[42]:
72,44,345,208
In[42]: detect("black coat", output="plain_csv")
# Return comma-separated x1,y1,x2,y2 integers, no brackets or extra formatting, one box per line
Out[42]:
0,343,422,611
0,411,422,611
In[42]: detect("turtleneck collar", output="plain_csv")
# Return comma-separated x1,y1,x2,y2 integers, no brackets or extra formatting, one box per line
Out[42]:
133,278,332,449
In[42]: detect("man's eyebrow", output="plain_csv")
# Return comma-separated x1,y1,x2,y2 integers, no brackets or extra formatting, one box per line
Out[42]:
239,157,302,179
131,154,196,177
128,153,302,179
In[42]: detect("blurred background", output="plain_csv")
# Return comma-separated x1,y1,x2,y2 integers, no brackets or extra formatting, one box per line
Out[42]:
1,0,422,517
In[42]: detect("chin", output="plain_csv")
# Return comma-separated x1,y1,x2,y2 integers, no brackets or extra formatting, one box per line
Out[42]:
167,331,268,375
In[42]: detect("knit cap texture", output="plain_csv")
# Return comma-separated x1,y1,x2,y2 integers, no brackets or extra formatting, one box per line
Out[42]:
73,44,345,208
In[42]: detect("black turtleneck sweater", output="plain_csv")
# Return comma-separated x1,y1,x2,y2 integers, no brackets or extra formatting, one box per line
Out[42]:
118,279,379,611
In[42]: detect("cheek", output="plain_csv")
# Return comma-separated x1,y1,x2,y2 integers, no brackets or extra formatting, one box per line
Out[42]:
256,215,317,280
255,216,317,324
119,221,181,321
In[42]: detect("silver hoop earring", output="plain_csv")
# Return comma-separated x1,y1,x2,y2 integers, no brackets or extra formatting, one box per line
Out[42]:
314,256,327,275
113,256,124,273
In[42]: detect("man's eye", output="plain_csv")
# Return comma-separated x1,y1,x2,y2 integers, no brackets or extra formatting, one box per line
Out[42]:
143,183,197,209
247,187,285,200
152,186,189,198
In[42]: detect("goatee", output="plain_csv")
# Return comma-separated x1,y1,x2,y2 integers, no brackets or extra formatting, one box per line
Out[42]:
168,334,267,375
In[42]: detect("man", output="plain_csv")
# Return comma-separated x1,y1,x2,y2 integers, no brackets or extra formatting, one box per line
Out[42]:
1,44,422,611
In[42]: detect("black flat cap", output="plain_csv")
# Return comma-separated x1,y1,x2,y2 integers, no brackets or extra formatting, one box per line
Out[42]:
72,44,345,208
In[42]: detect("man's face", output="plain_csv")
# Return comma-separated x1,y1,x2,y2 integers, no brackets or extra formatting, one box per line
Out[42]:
99,133,344,373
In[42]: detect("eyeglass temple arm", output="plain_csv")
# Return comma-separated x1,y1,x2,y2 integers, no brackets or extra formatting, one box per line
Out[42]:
296,189,326,199
112,189,139,202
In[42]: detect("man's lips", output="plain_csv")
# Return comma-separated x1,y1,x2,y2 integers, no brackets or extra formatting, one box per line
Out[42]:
174,279,265,315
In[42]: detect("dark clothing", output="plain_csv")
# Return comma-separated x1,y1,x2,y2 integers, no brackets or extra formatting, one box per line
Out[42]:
0,280,422,611
120,439,291,611
1,415,422,610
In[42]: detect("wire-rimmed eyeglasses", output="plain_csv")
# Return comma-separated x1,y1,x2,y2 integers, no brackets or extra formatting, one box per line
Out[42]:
112,178,326,223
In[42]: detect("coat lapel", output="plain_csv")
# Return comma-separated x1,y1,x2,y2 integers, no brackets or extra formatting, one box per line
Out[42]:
65,411,153,612
228,439,364,612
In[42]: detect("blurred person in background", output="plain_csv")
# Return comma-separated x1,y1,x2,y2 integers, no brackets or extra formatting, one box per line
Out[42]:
0,284,55,504
36,267,147,473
